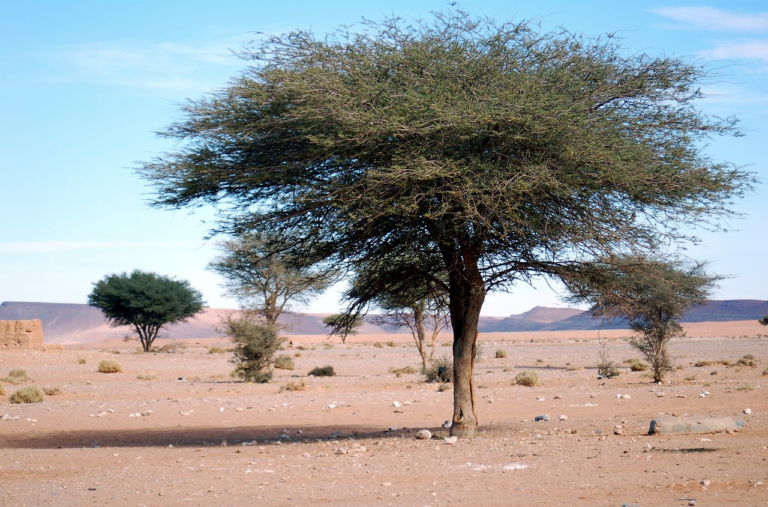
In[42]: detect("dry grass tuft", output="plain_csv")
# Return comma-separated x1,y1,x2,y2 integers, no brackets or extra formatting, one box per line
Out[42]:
495,349,507,359
514,371,539,387
42,386,64,396
208,346,227,354
98,360,123,373
388,365,418,376
9,386,44,404
78,358,87,364
137,373,158,381
308,365,335,377
279,380,306,392
738,382,755,392
274,354,295,370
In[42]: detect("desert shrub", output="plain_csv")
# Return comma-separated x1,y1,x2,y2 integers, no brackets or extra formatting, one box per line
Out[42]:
736,355,757,368
151,343,186,354
738,382,754,392
695,360,713,367
221,314,284,383
98,360,123,373
42,386,64,396
514,371,539,387
0,383,5,396
536,358,543,363
208,346,227,354
279,380,307,392
388,365,418,376
294,352,302,357
9,386,44,404
386,341,396,347
597,345,620,378
495,349,507,359
373,342,384,348
296,345,307,350
438,383,451,392
274,354,295,370
566,364,583,371
423,356,453,383
78,358,87,364
308,365,335,377
8,369,29,382
503,366,515,372
442,342,452,347
323,344,334,350
627,359,649,372
137,373,158,381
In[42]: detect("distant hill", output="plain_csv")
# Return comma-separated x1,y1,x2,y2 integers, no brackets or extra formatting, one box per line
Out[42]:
1,299,765,343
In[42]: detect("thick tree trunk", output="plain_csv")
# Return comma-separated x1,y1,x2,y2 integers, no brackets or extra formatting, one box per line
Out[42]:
449,279,486,438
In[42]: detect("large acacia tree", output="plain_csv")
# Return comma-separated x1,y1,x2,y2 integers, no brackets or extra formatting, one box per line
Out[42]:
140,12,752,437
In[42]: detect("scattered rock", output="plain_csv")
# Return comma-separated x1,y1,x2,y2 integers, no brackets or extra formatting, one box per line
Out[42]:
141,410,153,417
415,429,432,440
649,416,737,435
534,415,550,422
444,436,458,445
744,408,752,415
536,396,545,402
699,479,711,488
442,421,451,428
558,415,568,421
381,482,392,487
392,401,401,408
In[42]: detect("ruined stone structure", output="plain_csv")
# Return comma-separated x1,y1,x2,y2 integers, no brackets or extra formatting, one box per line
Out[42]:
0,319,45,349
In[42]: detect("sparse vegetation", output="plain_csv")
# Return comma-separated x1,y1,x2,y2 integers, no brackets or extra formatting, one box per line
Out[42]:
438,383,451,392
566,365,583,371
9,386,44,404
78,358,87,364
0,383,5,396
762,367,768,376
423,356,453,383
373,342,384,348
626,358,649,372
308,365,335,377
208,346,227,354
137,373,158,381
503,366,516,373
596,345,620,378
736,355,757,368
98,360,123,373
279,380,307,392
152,343,186,354
294,352,302,357
388,365,418,376
386,341,397,348
495,349,507,359
274,354,295,370
296,345,307,350
442,342,452,347
43,386,64,396
221,313,284,383
514,371,539,387
738,382,754,392
1,369,29,384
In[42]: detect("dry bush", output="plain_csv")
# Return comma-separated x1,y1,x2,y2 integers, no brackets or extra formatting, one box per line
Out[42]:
597,345,620,378
78,358,87,364
323,344,334,350
152,343,186,354
42,386,64,396
438,383,451,392
294,352,302,357
442,342,452,347
423,356,453,383
137,373,158,381
386,341,396,347
695,360,713,367
0,383,5,396
208,346,227,354
737,355,757,368
373,342,384,348
98,360,123,373
388,365,418,376
9,386,44,404
495,349,507,359
738,382,754,392
1,369,29,385
279,380,306,392
296,345,307,350
308,365,335,377
514,371,539,387
566,365,583,371
626,358,649,371
274,354,295,370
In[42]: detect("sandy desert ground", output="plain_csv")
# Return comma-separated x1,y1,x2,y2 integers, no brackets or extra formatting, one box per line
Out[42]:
1,323,767,506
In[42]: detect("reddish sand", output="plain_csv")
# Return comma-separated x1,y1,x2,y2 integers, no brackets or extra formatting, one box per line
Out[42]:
1,323,766,506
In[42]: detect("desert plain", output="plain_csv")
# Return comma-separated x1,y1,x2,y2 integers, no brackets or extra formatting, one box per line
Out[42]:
1,321,767,506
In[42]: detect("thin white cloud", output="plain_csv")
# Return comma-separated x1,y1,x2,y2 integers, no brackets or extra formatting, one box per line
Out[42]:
702,40,768,63
30,39,244,92
0,240,196,254
652,6,768,32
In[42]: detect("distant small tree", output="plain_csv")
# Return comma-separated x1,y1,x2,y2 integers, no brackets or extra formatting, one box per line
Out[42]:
322,314,363,344
88,270,204,352
208,233,338,326
759,316,768,326
220,312,284,382
565,256,720,383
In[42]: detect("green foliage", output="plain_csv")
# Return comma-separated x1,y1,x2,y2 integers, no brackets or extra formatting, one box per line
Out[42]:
495,349,507,359
221,314,284,383
514,371,539,387
308,365,335,377
208,233,337,325
140,10,751,435
98,360,123,373
10,386,44,404
274,354,295,370
322,314,363,343
88,270,204,352
566,256,719,382
423,356,453,383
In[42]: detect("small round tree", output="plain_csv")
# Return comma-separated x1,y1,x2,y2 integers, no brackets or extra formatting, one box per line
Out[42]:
220,312,284,382
759,316,768,326
88,270,204,352
565,256,720,383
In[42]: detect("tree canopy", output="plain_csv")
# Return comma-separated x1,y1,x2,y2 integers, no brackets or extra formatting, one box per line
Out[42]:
208,232,337,326
564,255,720,381
88,270,204,352
139,11,752,436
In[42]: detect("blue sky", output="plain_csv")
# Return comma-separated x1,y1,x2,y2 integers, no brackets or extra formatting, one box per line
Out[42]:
1,1,766,316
